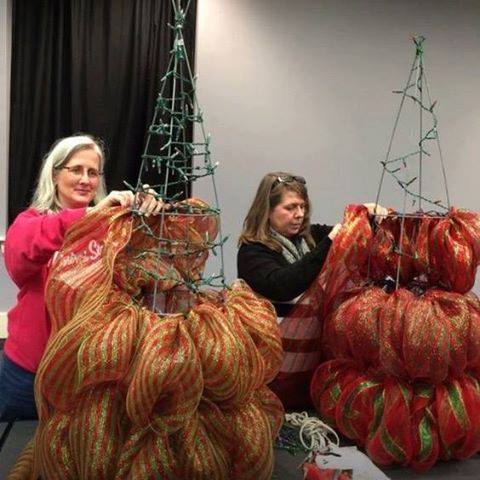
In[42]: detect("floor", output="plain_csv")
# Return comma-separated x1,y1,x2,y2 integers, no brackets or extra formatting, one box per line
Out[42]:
2,420,480,479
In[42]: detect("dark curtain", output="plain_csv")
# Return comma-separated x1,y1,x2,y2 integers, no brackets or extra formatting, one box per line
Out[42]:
9,0,197,223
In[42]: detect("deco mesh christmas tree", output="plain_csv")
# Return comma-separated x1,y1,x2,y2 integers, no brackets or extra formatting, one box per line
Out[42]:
15,3,284,478
308,37,480,471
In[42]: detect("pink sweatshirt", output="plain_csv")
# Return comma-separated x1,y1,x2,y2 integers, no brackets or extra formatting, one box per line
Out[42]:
4,208,86,373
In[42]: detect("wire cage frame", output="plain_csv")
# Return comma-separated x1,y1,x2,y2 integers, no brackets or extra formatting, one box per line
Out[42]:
369,36,452,289
124,0,227,313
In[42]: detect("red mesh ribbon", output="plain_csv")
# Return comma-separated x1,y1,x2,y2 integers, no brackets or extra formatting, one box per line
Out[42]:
453,209,480,259
410,384,439,471
323,286,388,370
402,290,477,383
466,293,480,376
309,205,480,471
310,362,480,471
310,359,360,426
412,215,437,282
270,205,372,408
379,288,414,379
366,379,413,466
429,215,477,293
368,215,417,284
402,292,450,384
320,204,372,310
435,375,480,460
367,209,480,291
322,286,480,384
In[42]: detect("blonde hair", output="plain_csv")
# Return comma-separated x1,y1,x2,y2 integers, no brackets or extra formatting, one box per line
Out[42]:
238,171,314,252
30,134,107,212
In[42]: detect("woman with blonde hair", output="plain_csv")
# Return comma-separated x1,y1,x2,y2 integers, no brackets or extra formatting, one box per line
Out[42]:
0,134,163,421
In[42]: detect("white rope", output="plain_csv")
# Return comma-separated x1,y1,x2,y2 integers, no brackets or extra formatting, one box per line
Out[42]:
285,411,340,454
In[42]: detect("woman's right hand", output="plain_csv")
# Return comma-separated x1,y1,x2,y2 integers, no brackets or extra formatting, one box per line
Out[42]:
328,223,342,240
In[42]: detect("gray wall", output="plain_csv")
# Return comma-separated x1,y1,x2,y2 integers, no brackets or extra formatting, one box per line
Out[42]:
194,0,480,286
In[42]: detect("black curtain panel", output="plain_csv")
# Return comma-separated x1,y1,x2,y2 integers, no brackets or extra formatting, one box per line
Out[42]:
8,0,197,223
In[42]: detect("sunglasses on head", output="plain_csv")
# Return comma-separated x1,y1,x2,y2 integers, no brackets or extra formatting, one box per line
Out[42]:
272,175,306,189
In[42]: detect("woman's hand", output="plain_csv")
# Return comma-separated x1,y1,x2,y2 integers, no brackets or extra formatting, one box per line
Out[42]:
135,185,167,217
328,223,342,240
363,202,389,221
90,185,166,216
90,190,135,213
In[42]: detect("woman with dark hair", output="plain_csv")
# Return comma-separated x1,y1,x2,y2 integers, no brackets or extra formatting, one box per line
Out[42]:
238,172,342,311
237,171,386,407
0,134,164,421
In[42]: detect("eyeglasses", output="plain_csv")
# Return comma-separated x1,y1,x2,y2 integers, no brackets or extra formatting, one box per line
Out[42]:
57,165,103,179
272,175,306,189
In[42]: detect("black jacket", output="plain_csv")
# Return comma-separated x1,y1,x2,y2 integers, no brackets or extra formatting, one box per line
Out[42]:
237,224,333,316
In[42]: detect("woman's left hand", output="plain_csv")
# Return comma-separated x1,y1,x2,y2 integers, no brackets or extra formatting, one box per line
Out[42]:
135,184,168,217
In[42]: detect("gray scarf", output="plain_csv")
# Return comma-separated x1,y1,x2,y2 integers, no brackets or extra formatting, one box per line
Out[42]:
270,228,311,264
